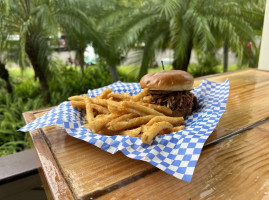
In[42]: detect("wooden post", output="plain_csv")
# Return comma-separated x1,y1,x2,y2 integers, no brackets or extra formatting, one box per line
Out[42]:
259,0,269,70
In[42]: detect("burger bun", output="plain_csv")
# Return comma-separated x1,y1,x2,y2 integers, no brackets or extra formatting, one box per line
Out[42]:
140,70,194,91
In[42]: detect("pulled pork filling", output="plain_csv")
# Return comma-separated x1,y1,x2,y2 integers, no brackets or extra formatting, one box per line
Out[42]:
149,90,199,111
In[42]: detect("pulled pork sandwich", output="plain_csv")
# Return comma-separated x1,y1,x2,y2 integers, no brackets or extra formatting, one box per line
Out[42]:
140,70,198,118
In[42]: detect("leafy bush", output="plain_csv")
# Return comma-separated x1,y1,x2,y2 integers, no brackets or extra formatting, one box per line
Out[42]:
49,60,112,105
117,65,141,82
189,51,220,77
0,60,114,156
0,91,44,156
1,66,44,156
14,79,41,99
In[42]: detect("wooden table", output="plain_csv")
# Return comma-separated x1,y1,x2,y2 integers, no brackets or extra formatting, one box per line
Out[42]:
23,68,269,200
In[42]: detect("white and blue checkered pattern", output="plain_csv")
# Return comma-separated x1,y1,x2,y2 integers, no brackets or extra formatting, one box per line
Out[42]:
19,79,229,182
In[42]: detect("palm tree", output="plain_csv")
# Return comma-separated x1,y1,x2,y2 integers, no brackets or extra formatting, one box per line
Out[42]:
0,0,108,104
81,0,131,82
115,0,265,78
0,10,13,94
0,62,13,93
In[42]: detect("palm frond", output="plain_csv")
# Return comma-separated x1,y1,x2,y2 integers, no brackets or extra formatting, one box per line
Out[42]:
139,26,170,78
154,0,183,19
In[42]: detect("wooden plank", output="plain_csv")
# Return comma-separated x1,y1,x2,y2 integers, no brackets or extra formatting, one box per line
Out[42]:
193,69,269,143
32,111,155,199
25,69,269,199
23,112,75,200
98,121,269,200
38,124,154,199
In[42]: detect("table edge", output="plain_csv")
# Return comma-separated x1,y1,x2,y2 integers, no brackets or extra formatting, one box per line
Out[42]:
23,111,75,200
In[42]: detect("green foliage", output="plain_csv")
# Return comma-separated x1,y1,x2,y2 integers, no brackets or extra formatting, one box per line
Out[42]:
48,60,112,105
117,64,174,82
14,79,41,99
0,92,43,156
118,65,139,82
189,51,220,77
0,61,114,156
0,65,42,156
188,63,219,78
114,0,265,77
0,0,117,103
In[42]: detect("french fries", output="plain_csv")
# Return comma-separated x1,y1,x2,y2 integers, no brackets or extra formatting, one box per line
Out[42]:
121,101,165,116
141,121,173,144
120,127,142,137
146,116,184,126
70,101,85,109
83,94,94,121
68,96,84,101
98,88,113,99
91,104,109,114
84,114,118,132
69,88,185,144
142,95,152,103
108,115,155,131
131,88,149,102
108,93,131,101
108,113,137,125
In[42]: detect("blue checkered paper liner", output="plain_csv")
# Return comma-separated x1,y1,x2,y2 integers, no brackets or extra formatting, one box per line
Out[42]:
19,79,229,182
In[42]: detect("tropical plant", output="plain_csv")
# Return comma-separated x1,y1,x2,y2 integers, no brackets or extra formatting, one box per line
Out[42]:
0,8,13,93
0,62,13,93
80,0,129,82
114,0,265,78
0,91,44,156
0,0,112,104
0,59,114,156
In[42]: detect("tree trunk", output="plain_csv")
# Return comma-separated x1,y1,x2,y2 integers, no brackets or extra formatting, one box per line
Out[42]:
172,39,193,71
108,64,119,82
223,41,229,72
76,44,85,75
78,50,85,75
79,64,84,75
0,62,13,93
25,36,51,104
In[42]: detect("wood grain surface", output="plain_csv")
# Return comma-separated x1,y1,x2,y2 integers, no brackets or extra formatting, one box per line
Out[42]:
23,112,75,200
23,69,269,200
98,121,269,200
195,68,269,143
